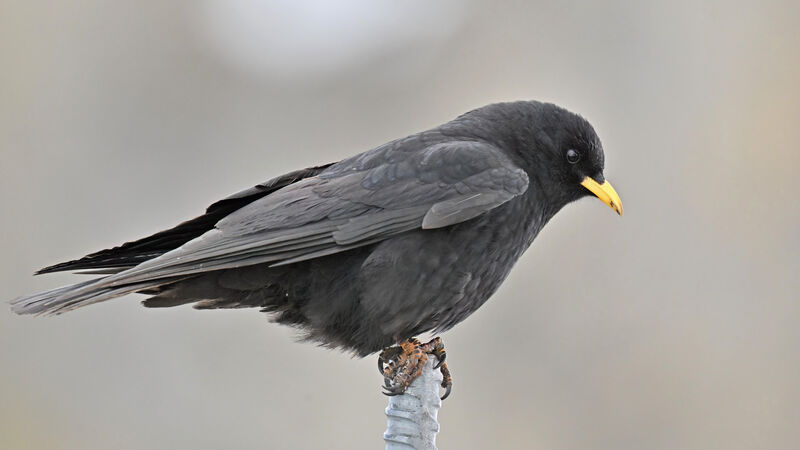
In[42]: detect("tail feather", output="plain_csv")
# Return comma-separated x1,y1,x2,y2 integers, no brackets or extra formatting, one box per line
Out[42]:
11,276,177,316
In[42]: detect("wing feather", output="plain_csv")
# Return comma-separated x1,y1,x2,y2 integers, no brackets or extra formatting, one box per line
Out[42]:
105,141,528,285
13,140,529,314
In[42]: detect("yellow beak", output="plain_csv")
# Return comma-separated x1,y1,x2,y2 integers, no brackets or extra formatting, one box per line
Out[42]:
580,177,623,215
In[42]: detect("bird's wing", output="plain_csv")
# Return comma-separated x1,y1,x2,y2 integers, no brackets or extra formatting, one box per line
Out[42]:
35,164,334,274
62,140,528,288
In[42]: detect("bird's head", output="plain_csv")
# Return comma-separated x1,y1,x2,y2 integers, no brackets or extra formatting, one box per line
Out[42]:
460,101,623,216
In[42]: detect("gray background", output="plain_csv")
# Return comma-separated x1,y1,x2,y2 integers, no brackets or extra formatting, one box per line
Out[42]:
1,1,798,449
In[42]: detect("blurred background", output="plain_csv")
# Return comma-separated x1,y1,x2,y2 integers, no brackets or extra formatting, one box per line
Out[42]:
1,1,799,449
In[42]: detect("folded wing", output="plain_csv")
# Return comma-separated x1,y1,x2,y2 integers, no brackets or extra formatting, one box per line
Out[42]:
12,140,528,315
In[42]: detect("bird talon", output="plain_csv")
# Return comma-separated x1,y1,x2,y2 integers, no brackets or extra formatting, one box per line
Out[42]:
439,361,452,400
433,351,446,369
440,383,452,400
377,337,454,399
382,382,408,396
378,346,401,375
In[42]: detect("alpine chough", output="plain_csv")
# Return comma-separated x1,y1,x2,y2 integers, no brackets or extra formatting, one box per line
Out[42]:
12,101,622,397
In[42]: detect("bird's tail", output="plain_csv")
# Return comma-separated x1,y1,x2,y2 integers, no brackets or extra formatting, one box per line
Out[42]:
10,276,167,316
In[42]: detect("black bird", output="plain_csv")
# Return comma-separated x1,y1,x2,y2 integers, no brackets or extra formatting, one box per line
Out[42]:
12,101,622,398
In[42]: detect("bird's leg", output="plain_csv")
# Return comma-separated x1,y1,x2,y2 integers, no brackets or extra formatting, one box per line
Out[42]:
379,337,453,400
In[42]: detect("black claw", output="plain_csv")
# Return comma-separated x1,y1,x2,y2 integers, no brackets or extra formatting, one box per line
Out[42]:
440,384,452,400
433,352,446,369
378,347,401,375
382,384,407,396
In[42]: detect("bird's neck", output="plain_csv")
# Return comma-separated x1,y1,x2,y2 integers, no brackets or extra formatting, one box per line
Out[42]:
522,178,568,241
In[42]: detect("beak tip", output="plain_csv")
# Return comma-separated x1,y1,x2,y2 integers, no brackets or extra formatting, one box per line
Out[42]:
580,176,623,217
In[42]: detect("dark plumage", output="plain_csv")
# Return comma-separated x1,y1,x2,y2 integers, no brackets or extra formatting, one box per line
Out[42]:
12,101,622,356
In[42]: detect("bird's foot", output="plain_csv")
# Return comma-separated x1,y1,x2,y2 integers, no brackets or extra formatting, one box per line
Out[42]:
378,337,453,400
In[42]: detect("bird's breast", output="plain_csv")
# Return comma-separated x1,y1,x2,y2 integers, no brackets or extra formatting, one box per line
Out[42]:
367,195,548,334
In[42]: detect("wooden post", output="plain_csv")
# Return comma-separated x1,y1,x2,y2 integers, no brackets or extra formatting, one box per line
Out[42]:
383,356,443,450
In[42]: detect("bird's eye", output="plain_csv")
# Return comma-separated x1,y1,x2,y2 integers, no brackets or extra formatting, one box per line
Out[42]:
566,149,581,164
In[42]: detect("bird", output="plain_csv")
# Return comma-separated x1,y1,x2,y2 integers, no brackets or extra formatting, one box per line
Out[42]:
12,100,622,399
